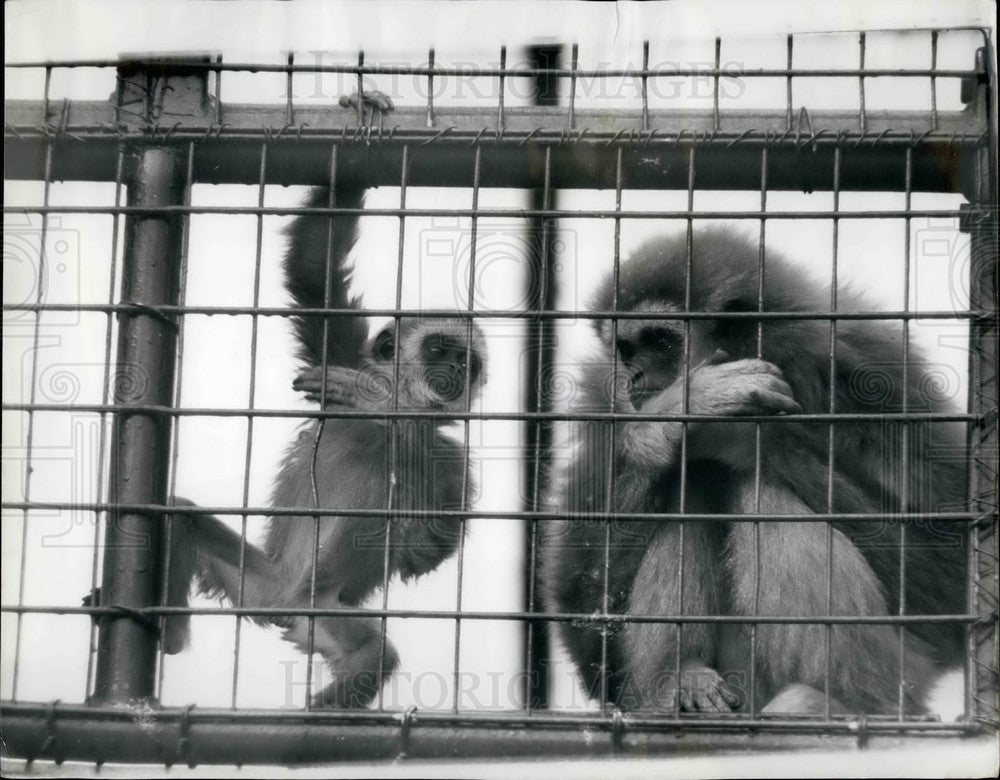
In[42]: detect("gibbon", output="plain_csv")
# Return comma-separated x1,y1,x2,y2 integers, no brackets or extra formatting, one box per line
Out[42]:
544,228,966,714
163,184,486,708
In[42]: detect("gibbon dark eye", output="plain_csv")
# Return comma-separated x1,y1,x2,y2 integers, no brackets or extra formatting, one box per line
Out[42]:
373,329,395,361
640,327,679,355
616,339,637,363
714,298,755,343
423,334,468,367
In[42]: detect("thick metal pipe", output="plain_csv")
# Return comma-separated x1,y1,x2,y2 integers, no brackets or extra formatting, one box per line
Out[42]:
93,146,186,703
959,44,999,726
521,43,562,710
4,99,985,192
1,702,982,766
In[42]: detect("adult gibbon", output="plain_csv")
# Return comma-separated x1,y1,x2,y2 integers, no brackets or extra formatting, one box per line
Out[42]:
544,228,966,714
162,184,487,708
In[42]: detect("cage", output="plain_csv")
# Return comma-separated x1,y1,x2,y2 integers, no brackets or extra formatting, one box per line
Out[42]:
2,20,997,772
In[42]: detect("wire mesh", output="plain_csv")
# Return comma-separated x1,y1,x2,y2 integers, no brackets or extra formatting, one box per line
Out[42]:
2,27,997,766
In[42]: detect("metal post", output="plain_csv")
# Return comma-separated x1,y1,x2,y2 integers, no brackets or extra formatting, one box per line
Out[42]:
92,57,212,703
522,43,563,709
959,43,999,728
93,145,187,703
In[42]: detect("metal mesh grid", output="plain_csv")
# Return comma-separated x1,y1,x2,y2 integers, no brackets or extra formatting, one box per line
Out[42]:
2,28,997,766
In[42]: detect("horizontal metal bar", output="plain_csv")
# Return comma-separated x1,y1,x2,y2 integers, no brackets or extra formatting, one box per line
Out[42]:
9,99,981,137
1,701,981,766
1,699,966,728
1,402,980,424
5,135,980,190
1,499,981,524
5,125,984,150
3,58,982,78
2,301,984,322
4,100,984,190
0,204,973,219
3,603,976,626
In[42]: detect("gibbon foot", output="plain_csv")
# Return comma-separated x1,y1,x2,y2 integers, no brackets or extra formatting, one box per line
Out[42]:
637,663,742,713
339,89,394,133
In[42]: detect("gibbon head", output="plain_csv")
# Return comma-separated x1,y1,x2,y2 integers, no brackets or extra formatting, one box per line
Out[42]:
367,318,487,410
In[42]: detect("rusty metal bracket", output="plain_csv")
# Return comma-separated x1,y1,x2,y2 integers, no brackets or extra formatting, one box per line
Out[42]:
961,47,990,105
114,53,218,130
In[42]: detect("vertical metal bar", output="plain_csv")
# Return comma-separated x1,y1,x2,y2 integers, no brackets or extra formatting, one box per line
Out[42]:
452,146,482,712
600,146,625,710
427,48,435,128
525,146,553,711
898,145,914,719
748,144,768,718
522,42,562,710
305,144,344,708
156,141,195,701
569,44,578,130
785,35,794,131
858,32,868,133
676,144,696,718
713,37,722,133
963,34,999,726
94,143,187,703
11,66,53,701
824,145,842,717
214,54,223,126
285,52,294,126
230,142,268,708
930,31,939,131
86,146,126,701
641,41,650,132
966,200,999,726
355,51,365,124
376,143,410,710
497,46,507,131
